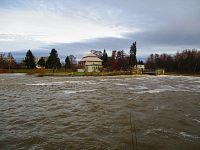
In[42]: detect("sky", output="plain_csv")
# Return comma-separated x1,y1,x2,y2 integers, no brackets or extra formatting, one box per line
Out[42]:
0,0,200,61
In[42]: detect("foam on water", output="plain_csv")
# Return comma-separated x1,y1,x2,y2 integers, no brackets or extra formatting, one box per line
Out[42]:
192,119,200,124
136,89,162,94
153,106,159,111
63,90,78,94
145,128,171,135
127,85,149,91
66,80,99,85
133,83,200,94
64,89,97,94
113,83,129,86
26,81,65,86
179,132,200,139
146,128,200,140
25,80,100,86
136,86,149,90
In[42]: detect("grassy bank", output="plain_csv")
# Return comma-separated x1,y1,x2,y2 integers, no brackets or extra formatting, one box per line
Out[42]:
1,69,200,77
0,69,133,76
36,70,133,77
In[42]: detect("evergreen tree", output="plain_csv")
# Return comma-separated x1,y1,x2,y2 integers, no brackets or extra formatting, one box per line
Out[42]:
129,41,137,68
102,49,108,67
37,57,46,68
138,60,144,65
46,48,61,71
65,56,71,70
24,50,36,69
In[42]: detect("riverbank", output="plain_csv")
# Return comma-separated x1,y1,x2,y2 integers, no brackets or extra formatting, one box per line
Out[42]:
0,69,133,76
34,71,133,77
1,69,200,77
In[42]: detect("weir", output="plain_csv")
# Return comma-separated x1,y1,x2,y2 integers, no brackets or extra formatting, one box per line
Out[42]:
143,69,165,75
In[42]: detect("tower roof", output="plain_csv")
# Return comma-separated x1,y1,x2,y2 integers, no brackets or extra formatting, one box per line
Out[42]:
80,53,102,62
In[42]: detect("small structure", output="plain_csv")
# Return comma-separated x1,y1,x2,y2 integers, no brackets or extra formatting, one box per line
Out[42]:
78,53,102,72
35,56,48,69
137,64,145,72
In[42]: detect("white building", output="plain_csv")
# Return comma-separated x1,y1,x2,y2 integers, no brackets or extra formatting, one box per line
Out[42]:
137,64,145,70
78,53,102,72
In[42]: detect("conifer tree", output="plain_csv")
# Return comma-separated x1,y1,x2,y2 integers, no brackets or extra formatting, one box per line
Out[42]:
46,48,61,72
65,56,71,70
24,50,36,69
37,57,46,68
102,49,108,67
129,41,137,68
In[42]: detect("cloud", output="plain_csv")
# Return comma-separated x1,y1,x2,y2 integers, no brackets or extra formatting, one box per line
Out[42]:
0,9,138,46
0,0,200,60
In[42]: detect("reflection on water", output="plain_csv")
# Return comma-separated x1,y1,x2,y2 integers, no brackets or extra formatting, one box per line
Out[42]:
0,74,200,149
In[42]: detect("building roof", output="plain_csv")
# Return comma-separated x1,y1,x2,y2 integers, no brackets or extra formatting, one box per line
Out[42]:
80,53,102,62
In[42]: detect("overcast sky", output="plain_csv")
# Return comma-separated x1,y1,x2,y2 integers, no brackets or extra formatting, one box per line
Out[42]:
0,0,200,61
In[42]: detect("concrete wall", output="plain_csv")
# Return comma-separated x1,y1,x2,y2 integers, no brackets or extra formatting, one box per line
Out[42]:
78,61,102,72
85,65,101,72
85,61,102,66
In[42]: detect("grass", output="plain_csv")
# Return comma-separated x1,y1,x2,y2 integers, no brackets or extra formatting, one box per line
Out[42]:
0,69,145,76
64,71,132,76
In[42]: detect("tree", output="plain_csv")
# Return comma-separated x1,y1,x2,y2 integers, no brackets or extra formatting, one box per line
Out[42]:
65,56,71,70
37,57,46,68
7,52,16,70
91,50,102,58
102,49,108,67
116,50,126,70
46,48,61,72
68,55,77,65
24,50,36,69
138,60,144,65
107,57,120,71
129,41,137,69
145,49,200,73
111,50,117,60
0,53,6,69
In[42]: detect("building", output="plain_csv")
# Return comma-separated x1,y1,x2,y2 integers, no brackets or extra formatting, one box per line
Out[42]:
137,64,145,70
78,53,102,72
35,56,48,68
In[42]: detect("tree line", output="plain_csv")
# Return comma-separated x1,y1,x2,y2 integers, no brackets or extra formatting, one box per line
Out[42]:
145,49,200,73
1,45,200,73
24,48,73,72
90,42,138,71
0,52,16,70
20,42,138,71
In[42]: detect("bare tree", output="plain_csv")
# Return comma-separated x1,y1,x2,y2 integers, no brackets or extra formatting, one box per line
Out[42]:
7,52,16,70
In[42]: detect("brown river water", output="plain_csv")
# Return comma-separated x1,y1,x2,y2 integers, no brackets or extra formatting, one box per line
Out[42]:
0,74,200,150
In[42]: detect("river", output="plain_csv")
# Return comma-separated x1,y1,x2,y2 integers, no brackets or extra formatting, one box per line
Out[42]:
0,74,200,149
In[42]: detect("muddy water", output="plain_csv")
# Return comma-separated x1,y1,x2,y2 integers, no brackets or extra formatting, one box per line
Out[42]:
0,74,200,150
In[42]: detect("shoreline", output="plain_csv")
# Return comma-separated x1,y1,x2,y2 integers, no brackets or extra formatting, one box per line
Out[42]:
0,69,200,77
164,72,200,77
1,72,200,78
